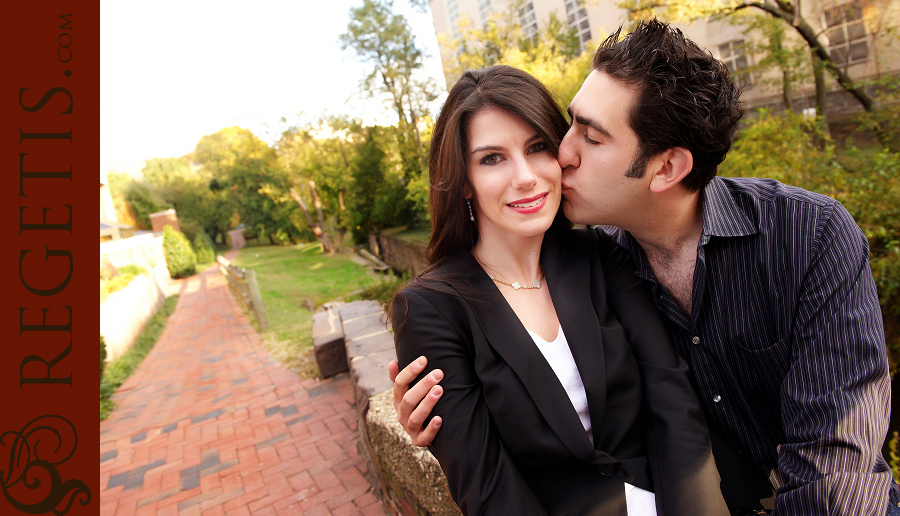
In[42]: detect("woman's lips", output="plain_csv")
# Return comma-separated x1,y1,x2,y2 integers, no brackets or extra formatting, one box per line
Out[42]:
507,193,548,213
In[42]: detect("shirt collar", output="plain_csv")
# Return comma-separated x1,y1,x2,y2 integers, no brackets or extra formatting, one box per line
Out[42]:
700,177,758,239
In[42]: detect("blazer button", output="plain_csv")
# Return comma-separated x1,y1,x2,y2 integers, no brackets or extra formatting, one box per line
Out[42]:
598,463,616,476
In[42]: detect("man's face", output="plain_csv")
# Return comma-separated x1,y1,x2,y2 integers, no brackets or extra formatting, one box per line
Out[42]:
559,70,650,228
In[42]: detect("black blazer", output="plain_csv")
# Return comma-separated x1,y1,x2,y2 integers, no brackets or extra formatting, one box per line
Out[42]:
392,228,727,516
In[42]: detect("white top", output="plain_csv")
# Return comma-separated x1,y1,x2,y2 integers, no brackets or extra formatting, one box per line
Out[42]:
526,324,658,516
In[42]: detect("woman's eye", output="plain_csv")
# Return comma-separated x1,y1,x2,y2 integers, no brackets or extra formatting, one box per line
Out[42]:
528,141,548,153
481,154,501,165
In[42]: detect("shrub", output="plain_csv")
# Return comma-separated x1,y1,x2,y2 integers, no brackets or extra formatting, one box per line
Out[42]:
162,226,196,278
193,229,216,264
100,335,107,384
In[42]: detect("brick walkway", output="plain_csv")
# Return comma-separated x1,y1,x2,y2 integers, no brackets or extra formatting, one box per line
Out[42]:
99,251,386,516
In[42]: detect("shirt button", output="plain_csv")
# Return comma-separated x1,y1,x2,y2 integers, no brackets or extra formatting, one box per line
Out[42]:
692,336,700,345
713,394,722,403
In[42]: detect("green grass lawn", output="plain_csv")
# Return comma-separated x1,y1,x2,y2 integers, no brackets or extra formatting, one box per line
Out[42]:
231,243,383,378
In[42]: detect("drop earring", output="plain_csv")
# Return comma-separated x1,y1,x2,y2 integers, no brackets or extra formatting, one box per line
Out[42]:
466,198,475,222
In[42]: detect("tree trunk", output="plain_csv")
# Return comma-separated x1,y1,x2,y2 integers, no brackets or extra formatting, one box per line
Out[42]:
811,50,830,138
739,2,875,111
289,187,334,253
782,69,792,112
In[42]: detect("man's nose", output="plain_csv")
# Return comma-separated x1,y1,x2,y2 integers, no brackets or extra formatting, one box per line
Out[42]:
558,128,578,170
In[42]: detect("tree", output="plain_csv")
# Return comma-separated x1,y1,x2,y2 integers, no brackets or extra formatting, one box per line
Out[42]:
440,9,595,110
619,0,880,112
348,126,413,243
340,0,436,170
194,127,302,245
276,117,363,252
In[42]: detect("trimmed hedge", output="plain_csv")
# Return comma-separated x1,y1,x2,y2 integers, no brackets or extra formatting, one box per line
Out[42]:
194,229,216,264
162,226,196,278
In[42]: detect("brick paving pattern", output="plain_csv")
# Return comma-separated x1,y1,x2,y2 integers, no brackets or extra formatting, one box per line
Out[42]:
100,251,386,516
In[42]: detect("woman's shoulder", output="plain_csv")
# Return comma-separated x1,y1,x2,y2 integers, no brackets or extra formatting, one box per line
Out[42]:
395,254,475,304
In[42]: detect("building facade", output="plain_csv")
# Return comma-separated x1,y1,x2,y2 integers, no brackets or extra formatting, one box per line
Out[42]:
427,0,899,120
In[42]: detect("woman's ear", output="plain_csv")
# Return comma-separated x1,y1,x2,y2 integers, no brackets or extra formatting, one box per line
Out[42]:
648,147,693,194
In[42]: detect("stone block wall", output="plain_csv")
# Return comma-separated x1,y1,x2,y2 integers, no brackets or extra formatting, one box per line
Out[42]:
374,234,428,276
312,300,460,516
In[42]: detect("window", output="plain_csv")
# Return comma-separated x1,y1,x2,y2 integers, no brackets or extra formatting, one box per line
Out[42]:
518,1,538,40
824,1,869,66
564,0,592,50
477,0,491,26
719,39,753,87
447,0,462,41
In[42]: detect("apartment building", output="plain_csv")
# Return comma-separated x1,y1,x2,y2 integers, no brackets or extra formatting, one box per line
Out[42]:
427,0,899,120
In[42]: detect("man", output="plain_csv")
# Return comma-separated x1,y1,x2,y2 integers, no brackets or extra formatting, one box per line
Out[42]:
389,20,895,515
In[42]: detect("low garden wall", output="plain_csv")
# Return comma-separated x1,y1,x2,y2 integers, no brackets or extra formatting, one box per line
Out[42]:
100,234,171,362
100,264,170,362
312,300,460,516
373,233,428,276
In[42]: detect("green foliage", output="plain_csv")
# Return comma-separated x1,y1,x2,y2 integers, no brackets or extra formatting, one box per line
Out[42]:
441,8,594,110
348,126,414,243
721,110,900,373
100,335,107,384
99,265,148,303
193,229,216,264
162,226,196,278
100,295,179,420
118,264,148,276
406,167,430,223
123,180,172,230
346,272,412,305
196,127,302,245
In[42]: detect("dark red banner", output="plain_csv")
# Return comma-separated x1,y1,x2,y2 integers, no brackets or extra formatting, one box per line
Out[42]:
2,2,100,514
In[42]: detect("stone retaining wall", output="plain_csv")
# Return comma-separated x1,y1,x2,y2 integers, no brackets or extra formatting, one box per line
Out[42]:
373,234,429,276
312,300,460,516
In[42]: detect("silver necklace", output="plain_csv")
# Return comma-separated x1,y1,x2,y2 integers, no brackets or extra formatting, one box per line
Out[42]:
477,259,544,290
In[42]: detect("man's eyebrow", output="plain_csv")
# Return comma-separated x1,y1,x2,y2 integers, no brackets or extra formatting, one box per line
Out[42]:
567,106,612,139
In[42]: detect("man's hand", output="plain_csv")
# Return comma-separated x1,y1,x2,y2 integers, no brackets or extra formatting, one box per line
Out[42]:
388,357,444,447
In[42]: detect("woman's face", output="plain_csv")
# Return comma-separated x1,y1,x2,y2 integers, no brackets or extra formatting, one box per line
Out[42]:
465,107,562,242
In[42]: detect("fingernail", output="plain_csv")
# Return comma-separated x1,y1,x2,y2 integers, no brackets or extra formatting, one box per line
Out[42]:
417,356,426,366
434,420,441,428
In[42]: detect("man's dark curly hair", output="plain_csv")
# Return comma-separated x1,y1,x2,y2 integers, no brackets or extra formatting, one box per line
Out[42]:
593,19,744,192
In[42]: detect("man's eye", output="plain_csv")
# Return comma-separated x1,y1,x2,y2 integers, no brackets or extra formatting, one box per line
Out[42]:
584,132,599,144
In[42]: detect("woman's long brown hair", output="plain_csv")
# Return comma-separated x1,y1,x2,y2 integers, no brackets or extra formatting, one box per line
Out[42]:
388,65,571,329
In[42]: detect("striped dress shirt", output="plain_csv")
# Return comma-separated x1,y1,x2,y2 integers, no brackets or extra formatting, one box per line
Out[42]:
603,176,894,515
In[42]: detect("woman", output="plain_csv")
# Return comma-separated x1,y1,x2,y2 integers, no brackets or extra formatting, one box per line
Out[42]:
389,65,727,516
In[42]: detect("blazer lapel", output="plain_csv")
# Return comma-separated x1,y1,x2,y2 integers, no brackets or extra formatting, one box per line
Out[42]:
456,251,598,461
542,232,610,456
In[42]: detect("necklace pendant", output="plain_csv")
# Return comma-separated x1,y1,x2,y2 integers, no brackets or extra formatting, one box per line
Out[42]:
511,281,521,290
532,279,540,288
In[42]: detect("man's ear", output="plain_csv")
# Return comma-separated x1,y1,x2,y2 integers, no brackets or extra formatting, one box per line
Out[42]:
648,147,693,194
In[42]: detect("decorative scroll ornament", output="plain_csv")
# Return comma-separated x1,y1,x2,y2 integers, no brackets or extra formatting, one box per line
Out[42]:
1,415,91,514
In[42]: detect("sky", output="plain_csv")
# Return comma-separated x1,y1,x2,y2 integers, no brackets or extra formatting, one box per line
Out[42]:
100,0,447,177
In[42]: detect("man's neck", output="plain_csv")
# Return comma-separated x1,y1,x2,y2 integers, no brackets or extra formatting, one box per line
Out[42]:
629,192,703,318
